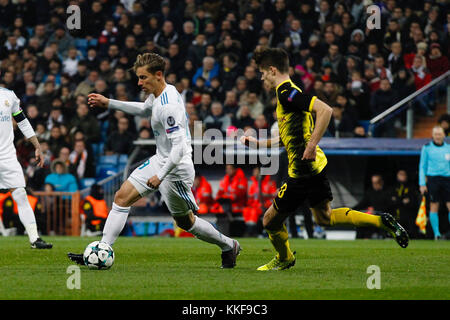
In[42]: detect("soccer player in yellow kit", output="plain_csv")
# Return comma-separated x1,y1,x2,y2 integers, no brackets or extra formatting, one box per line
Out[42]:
241,47,409,271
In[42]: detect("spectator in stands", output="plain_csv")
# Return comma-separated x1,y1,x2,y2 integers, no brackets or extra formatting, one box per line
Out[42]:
69,103,101,144
69,139,96,181
235,104,256,130
48,124,69,156
242,167,277,237
104,116,135,155
388,169,420,239
81,184,109,234
192,56,220,88
426,43,450,79
215,164,248,216
354,174,391,239
419,126,450,240
370,79,398,137
204,101,231,134
44,158,78,193
192,172,215,215
438,114,450,136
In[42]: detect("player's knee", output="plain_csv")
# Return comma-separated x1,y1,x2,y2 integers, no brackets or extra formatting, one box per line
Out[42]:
174,211,195,230
113,190,129,207
11,187,27,202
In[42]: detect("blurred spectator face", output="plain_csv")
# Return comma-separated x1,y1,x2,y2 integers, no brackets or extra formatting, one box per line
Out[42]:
27,105,38,118
225,165,236,177
108,45,119,57
166,73,177,84
240,105,250,117
26,83,36,96
133,23,143,35
211,102,223,116
35,24,46,38
262,19,274,33
391,42,401,55
388,20,399,32
76,95,87,106
183,21,194,34
290,19,301,31
374,56,384,68
74,140,85,154
125,36,136,49
43,46,55,60
393,8,403,19
206,45,215,57
118,117,129,133
324,32,335,45
200,93,212,106
59,147,70,161
168,44,179,57
432,126,445,145
328,44,339,57
50,126,61,139
99,59,110,72
247,92,259,104
396,170,408,183
195,34,205,45
162,21,173,35
336,95,347,107
368,43,378,56
88,71,99,83
221,20,232,32
94,79,107,92
324,82,335,95
205,22,215,34
252,167,260,178
92,1,102,13
104,20,114,32
225,91,236,104
186,102,196,116
332,106,343,119
139,128,151,139
379,79,391,91
203,57,215,71
76,103,89,117
371,175,384,191
55,163,65,174
114,68,126,81
319,0,330,12
254,115,267,129
44,81,55,94
346,57,356,70
244,66,256,80
412,56,423,69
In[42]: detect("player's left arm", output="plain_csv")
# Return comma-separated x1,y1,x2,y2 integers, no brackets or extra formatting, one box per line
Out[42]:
11,94,44,168
302,98,333,161
147,104,188,189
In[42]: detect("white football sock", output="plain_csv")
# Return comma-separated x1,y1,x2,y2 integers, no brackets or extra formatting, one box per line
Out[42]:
101,202,130,246
11,188,39,243
188,215,234,251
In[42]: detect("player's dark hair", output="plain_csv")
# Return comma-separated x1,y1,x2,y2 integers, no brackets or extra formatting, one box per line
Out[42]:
133,52,166,75
253,47,289,73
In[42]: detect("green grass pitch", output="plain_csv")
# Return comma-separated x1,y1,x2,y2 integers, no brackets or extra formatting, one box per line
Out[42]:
0,236,449,300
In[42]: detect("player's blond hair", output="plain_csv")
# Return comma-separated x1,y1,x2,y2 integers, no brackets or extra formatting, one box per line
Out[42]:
133,53,166,74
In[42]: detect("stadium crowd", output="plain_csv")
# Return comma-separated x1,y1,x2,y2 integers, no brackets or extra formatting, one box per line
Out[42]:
0,0,449,237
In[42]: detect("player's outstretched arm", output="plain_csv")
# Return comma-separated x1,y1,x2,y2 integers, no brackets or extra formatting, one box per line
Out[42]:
88,93,152,117
240,135,280,149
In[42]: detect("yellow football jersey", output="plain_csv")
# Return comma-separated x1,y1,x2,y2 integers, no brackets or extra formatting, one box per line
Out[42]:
275,79,327,178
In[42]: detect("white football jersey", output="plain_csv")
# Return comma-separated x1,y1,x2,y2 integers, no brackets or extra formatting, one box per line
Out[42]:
0,87,22,161
150,84,193,181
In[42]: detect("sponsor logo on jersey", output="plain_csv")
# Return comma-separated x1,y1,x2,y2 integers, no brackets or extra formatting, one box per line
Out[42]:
167,116,175,126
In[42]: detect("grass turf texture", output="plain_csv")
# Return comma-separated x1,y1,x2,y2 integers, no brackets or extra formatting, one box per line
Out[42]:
0,236,449,300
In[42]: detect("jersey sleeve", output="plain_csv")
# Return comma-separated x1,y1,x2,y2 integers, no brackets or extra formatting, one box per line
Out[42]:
10,91,22,116
161,104,184,139
278,85,316,113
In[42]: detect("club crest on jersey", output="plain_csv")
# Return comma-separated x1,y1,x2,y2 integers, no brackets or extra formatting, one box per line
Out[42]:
4,100,10,107
167,116,175,126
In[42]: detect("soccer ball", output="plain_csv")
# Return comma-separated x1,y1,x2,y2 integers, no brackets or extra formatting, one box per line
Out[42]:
83,241,114,270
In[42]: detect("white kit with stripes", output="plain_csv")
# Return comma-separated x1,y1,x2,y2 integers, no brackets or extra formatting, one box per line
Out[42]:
127,84,198,215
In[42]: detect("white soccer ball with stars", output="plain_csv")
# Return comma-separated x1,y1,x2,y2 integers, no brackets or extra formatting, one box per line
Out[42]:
83,241,114,270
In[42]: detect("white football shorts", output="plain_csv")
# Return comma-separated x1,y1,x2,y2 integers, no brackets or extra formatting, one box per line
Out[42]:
128,155,198,216
0,157,26,189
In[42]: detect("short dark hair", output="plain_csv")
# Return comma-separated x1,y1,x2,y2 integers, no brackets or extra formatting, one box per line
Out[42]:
252,47,289,73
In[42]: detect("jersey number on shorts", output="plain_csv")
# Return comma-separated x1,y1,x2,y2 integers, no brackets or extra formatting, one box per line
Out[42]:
278,183,287,198
138,159,150,170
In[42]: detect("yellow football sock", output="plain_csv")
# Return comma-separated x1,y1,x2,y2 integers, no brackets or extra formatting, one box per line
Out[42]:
267,224,293,261
330,207,382,228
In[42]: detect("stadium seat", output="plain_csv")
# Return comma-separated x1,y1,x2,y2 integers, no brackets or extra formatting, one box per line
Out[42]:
99,155,119,166
158,222,174,235
96,165,118,180
75,38,88,57
119,154,128,164
358,120,370,134
80,178,97,189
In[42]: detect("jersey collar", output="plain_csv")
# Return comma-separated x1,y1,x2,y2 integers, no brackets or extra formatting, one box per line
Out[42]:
275,79,291,92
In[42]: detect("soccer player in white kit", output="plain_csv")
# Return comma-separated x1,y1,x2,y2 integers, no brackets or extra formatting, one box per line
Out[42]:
0,84,52,249
68,53,241,268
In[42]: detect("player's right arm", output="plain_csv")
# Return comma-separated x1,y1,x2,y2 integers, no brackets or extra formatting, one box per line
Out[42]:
10,91,44,167
240,135,280,149
88,93,153,117
419,145,428,194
